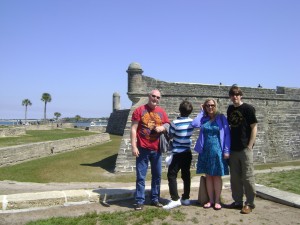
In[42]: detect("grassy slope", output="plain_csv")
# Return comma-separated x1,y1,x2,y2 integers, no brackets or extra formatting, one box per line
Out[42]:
0,129,299,186
0,134,138,182
0,128,97,147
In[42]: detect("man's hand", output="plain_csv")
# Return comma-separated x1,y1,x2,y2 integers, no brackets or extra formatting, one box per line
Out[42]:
132,146,140,157
154,125,165,133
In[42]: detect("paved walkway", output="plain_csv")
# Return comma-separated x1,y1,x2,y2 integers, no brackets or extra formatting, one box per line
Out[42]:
0,166,299,212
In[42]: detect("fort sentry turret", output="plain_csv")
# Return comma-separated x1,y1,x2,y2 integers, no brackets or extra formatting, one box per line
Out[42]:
127,62,144,104
112,92,120,112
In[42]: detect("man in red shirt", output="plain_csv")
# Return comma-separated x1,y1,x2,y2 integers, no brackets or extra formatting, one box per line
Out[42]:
131,89,170,210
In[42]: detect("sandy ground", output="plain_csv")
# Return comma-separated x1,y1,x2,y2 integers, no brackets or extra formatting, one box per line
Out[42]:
1,187,299,225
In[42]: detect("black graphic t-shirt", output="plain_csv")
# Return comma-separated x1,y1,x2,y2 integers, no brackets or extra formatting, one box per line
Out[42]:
227,103,258,151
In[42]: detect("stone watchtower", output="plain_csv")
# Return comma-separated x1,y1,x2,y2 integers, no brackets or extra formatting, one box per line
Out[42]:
107,62,145,136
112,92,120,112
127,62,145,104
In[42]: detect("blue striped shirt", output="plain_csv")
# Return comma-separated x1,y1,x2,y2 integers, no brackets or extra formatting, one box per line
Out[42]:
170,117,194,153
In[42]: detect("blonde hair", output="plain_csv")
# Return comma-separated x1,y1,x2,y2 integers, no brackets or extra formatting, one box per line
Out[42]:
203,98,220,116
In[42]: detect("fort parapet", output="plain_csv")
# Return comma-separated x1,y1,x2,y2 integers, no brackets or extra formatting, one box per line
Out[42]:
113,62,300,172
0,133,110,167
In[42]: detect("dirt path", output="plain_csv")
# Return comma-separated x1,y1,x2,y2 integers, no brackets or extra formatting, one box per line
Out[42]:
1,188,299,225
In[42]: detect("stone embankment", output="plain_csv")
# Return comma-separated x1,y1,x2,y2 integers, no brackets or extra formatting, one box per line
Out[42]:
0,133,110,167
0,127,26,137
0,123,75,137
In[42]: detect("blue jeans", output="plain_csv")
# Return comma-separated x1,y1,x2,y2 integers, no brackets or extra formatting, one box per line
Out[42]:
135,147,162,205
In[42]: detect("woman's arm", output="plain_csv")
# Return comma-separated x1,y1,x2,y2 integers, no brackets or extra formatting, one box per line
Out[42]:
221,114,231,156
192,110,204,128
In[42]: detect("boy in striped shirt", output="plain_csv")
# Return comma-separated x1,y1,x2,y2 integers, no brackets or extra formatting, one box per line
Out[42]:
163,100,194,210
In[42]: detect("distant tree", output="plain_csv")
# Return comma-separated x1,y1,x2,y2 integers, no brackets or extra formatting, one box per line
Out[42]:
64,117,71,122
75,115,81,122
22,99,32,124
54,112,61,121
41,93,52,122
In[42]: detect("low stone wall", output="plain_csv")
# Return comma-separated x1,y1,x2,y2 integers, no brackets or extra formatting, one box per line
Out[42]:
25,123,75,130
0,133,110,167
0,127,26,137
87,126,106,133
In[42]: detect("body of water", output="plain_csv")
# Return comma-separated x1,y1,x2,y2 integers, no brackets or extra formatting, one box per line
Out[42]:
0,120,35,126
0,121,16,126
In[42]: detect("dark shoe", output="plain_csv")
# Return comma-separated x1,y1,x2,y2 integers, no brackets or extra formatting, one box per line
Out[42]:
134,204,144,211
226,202,243,209
241,205,253,214
151,201,163,208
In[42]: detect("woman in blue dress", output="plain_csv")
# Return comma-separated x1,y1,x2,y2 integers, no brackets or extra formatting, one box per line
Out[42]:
192,98,231,210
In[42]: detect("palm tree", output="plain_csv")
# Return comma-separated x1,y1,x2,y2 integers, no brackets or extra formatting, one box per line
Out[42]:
22,99,32,125
41,93,52,122
54,112,61,121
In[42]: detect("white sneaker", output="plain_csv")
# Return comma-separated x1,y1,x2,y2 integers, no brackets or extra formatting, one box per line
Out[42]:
181,199,190,206
163,199,181,210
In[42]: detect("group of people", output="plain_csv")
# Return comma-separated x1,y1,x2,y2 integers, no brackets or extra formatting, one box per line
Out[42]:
130,85,258,214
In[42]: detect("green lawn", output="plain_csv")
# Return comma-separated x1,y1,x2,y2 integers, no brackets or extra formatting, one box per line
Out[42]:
0,129,300,185
0,128,97,147
0,134,138,183
255,169,300,195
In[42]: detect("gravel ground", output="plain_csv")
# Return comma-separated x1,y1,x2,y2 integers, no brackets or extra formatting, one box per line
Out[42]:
1,187,300,225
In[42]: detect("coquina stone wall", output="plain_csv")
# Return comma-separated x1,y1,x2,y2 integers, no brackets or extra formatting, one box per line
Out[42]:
0,133,110,167
25,123,75,130
114,62,300,172
0,127,26,137
106,109,130,135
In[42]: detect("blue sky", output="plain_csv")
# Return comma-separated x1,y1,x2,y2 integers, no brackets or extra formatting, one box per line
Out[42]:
1,0,299,119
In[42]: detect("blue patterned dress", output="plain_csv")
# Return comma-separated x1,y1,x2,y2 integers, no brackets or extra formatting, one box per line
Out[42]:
196,120,229,176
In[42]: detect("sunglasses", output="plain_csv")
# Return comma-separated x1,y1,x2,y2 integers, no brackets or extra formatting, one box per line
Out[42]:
205,104,215,108
229,91,241,96
230,93,241,97
151,94,161,99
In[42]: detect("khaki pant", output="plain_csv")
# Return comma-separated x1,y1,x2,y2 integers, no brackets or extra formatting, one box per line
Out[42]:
229,148,256,207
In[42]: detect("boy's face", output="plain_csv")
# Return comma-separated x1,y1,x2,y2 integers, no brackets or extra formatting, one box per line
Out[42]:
230,92,242,106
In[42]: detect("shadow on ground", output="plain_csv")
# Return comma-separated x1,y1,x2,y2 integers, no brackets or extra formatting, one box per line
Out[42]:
80,154,117,172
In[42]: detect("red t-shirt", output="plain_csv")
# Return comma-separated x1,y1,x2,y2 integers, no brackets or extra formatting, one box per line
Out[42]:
132,104,170,151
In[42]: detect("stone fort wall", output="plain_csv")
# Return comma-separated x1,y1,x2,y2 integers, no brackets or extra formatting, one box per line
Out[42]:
106,109,130,135
114,62,300,172
0,133,110,167
0,127,26,137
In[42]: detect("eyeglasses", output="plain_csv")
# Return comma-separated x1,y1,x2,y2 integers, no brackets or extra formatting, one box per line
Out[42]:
230,93,241,97
205,104,215,108
151,94,161,99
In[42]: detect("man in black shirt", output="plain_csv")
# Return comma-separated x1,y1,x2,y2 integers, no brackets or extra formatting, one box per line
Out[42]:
227,85,258,214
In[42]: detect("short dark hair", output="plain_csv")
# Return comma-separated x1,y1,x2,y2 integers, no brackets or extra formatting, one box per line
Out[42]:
229,85,243,96
179,100,193,117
